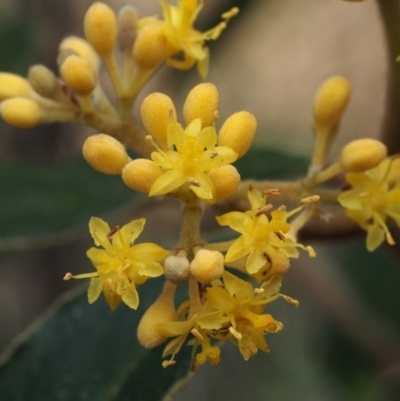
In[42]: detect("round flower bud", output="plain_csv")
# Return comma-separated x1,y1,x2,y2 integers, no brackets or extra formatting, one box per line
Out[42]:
313,76,352,130
59,36,100,70
82,134,130,174
137,284,177,349
340,138,387,173
122,159,163,192
84,2,118,57
28,65,58,97
164,255,191,285
133,23,167,70
1,98,42,128
190,249,224,284
60,55,97,96
117,5,139,53
209,165,240,198
218,111,257,159
141,93,176,149
183,83,219,128
0,73,32,101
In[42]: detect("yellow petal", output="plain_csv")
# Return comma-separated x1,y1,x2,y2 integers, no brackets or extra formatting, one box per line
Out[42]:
223,270,254,301
121,278,140,309
132,243,169,261
190,173,214,200
366,221,385,252
149,170,186,196
215,211,252,233
246,248,267,275
89,217,111,247
112,218,146,249
248,187,265,211
225,234,253,262
87,277,103,304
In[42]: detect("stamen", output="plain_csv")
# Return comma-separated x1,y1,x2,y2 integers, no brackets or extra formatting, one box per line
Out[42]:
106,225,120,239
63,272,72,281
281,294,299,307
210,151,218,158
254,287,264,294
275,231,285,241
264,189,280,196
162,356,176,368
63,272,98,280
301,195,320,203
255,204,273,216
386,231,395,246
229,326,242,340
191,328,204,341
145,135,154,147
187,178,201,187
306,246,316,258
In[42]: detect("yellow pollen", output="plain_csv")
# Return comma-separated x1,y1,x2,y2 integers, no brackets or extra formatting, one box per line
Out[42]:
301,195,320,203
145,135,155,147
281,295,299,307
187,178,201,187
264,189,280,196
255,204,273,216
306,246,316,258
63,272,72,280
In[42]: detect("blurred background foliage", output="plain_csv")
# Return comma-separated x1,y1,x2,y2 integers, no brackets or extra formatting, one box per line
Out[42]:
0,0,400,400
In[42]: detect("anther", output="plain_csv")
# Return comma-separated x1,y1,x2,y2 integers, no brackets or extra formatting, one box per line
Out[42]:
63,272,73,281
255,204,273,216
106,226,120,239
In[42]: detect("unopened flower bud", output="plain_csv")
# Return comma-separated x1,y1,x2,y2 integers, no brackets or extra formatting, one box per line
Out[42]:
82,134,130,174
340,138,387,173
117,5,139,53
183,83,219,128
59,36,100,70
0,73,32,101
1,98,42,128
141,93,176,149
218,111,257,158
190,249,224,284
122,159,163,192
60,55,97,96
28,65,58,97
313,76,352,131
137,283,177,348
84,2,117,57
133,23,167,69
164,255,191,285
209,165,240,198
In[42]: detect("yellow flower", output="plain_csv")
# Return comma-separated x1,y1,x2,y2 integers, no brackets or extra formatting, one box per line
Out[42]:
149,117,238,202
137,0,239,77
64,217,168,310
207,271,286,360
338,158,400,251
158,300,227,366
216,187,315,276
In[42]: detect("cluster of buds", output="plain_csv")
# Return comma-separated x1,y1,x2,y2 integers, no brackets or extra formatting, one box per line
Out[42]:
82,82,257,203
0,1,238,155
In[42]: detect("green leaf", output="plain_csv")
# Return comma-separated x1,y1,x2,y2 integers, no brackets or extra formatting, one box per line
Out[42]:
0,159,139,252
0,279,192,401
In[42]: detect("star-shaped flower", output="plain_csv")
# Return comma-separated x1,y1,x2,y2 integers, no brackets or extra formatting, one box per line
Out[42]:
216,187,315,276
64,217,168,310
149,117,238,202
206,271,286,360
338,158,400,251
137,0,238,77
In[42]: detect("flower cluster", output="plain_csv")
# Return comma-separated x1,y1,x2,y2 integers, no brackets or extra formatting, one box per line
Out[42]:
2,0,397,372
